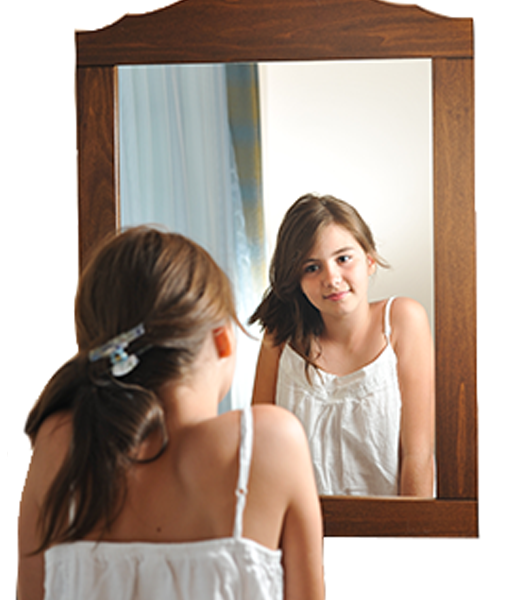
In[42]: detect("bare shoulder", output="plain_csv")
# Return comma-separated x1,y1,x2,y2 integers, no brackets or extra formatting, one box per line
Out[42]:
187,406,308,475
248,405,321,555
388,297,433,355
179,406,308,500
200,405,305,450
261,329,285,349
252,331,285,405
25,412,73,504
390,297,430,332
252,404,306,443
34,410,73,443
259,330,285,362
391,296,428,319
33,411,73,461
251,405,310,474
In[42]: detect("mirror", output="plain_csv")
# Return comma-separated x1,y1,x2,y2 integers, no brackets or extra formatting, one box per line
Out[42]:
76,0,476,535
116,57,434,440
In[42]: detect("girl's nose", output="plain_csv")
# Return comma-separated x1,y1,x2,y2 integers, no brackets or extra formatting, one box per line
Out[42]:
323,262,342,287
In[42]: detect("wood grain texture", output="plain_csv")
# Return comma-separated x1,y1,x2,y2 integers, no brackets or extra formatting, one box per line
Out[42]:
433,57,477,500
76,67,118,270
76,0,473,66
321,497,478,537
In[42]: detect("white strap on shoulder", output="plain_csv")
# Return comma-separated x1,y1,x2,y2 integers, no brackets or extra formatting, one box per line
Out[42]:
233,406,253,539
384,296,396,342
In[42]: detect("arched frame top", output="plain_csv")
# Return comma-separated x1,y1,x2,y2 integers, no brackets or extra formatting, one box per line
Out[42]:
76,0,476,536
76,0,472,64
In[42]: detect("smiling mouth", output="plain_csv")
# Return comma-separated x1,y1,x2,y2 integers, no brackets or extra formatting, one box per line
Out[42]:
324,290,350,301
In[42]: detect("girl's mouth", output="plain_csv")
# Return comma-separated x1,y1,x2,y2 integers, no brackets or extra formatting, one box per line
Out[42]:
324,290,350,301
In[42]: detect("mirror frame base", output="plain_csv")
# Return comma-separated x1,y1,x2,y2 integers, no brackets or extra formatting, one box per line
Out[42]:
321,497,477,537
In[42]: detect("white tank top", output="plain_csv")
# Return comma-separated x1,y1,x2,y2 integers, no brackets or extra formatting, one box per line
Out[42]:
44,408,283,600
275,297,402,496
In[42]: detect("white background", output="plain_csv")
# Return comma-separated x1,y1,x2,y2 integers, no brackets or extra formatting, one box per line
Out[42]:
1,1,509,598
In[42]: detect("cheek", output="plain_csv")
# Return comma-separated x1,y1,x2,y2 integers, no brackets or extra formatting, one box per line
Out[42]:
299,278,312,296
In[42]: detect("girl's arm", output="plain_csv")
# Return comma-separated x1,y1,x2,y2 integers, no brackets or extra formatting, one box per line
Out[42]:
18,483,44,600
253,406,324,599
18,413,72,600
281,430,325,599
391,298,435,497
251,331,284,405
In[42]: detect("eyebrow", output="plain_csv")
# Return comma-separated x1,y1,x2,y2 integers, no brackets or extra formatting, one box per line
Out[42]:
303,246,356,263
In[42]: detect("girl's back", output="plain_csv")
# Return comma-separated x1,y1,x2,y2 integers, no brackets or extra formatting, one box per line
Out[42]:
21,405,323,600
85,404,310,549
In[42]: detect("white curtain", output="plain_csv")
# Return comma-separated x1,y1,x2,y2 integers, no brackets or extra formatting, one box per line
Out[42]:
118,64,264,411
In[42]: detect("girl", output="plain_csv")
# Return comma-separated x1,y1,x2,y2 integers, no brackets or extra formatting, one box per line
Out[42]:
18,226,324,600
250,194,435,498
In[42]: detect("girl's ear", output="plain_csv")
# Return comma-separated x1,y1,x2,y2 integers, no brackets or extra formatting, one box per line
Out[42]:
367,255,377,275
212,325,234,358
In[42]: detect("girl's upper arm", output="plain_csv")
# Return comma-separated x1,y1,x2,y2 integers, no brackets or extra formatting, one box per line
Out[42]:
275,410,324,600
251,405,324,599
18,413,72,600
251,331,284,405
18,485,45,600
391,297,435,495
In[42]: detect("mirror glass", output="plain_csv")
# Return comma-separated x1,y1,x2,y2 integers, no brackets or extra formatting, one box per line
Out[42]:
118,58,434,496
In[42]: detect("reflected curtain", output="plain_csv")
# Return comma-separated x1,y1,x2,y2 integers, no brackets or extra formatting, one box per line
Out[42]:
117,64,266,411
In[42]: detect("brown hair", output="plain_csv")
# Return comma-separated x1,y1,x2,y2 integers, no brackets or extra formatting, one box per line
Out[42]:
249,193,388,364
25,226,239,551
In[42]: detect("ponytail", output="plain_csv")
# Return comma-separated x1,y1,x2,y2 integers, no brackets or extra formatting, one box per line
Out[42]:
26,350,167,552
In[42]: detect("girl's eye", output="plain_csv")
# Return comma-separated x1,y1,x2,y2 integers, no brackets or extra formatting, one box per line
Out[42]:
303,263,319,274
337,255,351,264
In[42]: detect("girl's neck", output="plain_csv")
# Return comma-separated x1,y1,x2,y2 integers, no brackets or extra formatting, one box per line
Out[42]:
157,328,233,434
159,380,220,434
312,300,387,377
320,300,372,347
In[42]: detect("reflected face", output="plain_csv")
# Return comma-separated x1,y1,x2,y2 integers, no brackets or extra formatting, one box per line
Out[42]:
300,223,375,320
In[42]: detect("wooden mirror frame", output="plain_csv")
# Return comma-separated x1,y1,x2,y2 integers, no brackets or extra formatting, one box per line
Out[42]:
75,0,476,537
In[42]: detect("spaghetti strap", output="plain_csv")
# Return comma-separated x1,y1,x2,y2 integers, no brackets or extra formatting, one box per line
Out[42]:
384,296,396,342
232,406,253,539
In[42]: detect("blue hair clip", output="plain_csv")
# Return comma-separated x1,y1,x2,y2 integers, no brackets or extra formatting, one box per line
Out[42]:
88,323,145,377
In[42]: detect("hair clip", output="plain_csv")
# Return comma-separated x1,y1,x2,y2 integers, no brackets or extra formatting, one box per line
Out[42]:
88,323,145,377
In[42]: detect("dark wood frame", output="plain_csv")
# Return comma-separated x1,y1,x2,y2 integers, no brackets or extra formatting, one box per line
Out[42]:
75,0,477,537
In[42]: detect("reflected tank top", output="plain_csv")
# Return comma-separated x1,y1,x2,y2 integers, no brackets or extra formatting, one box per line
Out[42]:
275,297,401,496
